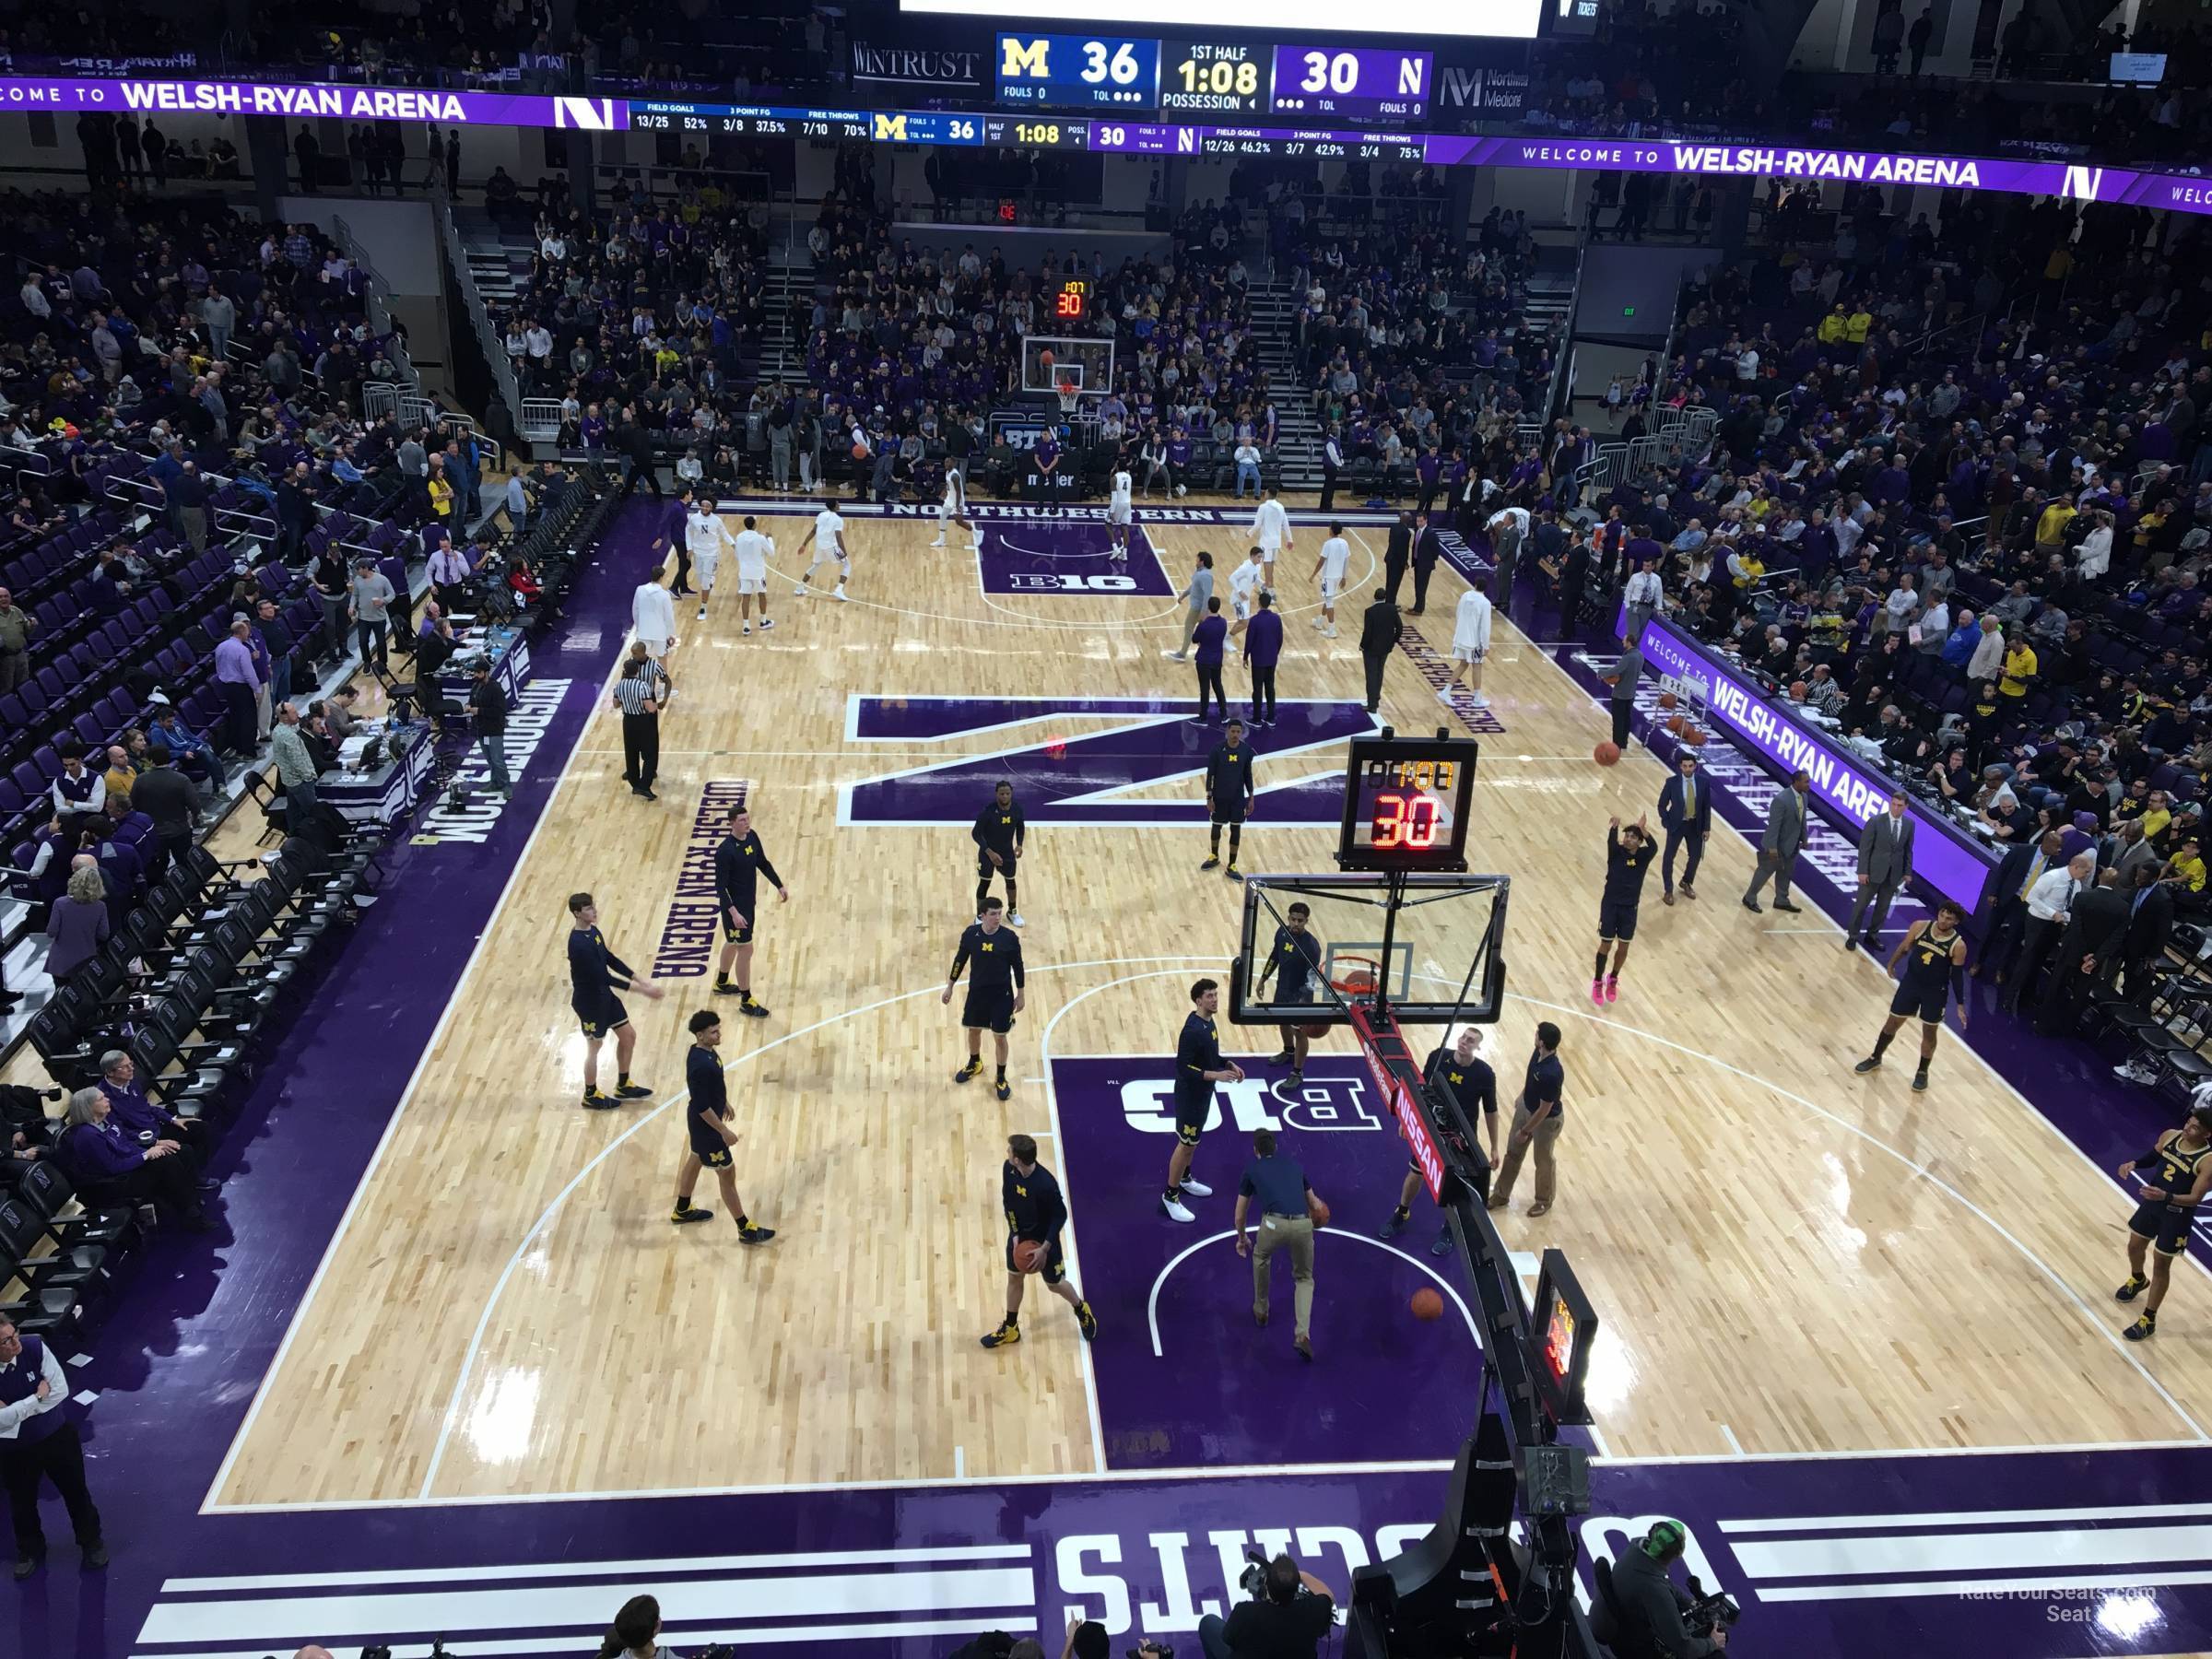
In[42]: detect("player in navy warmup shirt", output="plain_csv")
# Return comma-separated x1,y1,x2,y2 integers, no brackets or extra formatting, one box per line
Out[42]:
1162,977,1242,1223
971,780,1028,926
669,1009,777,1242
1243,589,1284,726
568,891,665,1108
1383,1029,1500,1253
1594,815,1656,1004
945,898,1027,1100
1192,595,1229,723
1202,717,1257,877
982,1132,1097,1348
1258,900,1324,1083
712,806,788,1016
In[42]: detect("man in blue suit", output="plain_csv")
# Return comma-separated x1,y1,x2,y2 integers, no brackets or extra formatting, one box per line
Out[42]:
1656,751,1710,903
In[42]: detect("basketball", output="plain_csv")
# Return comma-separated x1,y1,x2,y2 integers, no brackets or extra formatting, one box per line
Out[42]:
851,441,869,461
1594,741,1621,766
1013,1240,1047,1275
1658,690,1679,710
1037,347,1055,371
1789,679,1808,700
1685,725,1709,747
1298,1022,1331,1041
1665,713,1687,736
1308,1198,1331,1227
1410,1288,1445,1321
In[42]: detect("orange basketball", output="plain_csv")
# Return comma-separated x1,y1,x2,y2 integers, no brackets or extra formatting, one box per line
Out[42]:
1658,690,1679,710
1038,347,1055,370
1410,1288,1445,1321
1594,741,1621,766
1665,713,1688,736
1298,1023,1331,1041
1789,680,1808,700
1308,1198,1332,1226
1014,1240,1047,1274
851,441,869,461
1684,725,1709,747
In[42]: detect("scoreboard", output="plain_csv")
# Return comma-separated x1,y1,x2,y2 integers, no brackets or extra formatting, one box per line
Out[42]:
997,31,1428,122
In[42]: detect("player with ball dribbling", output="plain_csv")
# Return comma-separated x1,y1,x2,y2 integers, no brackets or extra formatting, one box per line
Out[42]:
981,1135,1097,1350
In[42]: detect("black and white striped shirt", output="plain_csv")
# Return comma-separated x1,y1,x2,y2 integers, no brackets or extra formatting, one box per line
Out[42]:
611,667,665,716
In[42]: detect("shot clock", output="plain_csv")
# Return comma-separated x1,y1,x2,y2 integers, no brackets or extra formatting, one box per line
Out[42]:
1052,277,1088,324
1336,734,1478,871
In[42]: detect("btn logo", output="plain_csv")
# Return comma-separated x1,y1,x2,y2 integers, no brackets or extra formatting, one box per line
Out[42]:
1120,1075,1382,1138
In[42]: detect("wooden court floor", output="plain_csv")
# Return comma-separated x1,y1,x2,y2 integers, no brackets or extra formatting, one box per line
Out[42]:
173,505,2212,1507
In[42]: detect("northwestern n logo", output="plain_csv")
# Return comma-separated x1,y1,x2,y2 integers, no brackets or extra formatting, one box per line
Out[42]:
2061,165,2105,202
838,696,1377,827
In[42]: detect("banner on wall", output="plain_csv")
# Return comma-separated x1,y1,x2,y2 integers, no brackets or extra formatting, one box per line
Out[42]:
0,76,619,129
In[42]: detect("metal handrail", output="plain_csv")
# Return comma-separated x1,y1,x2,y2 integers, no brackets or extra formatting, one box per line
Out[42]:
429,184,526,436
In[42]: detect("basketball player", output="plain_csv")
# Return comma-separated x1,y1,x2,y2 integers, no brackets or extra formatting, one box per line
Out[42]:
1382,1028,1498,1253
1852,900,1971,1090
669,1009,777,1243
1444,575,1494,707
982,1133,1098,1348
1311,523,1349,639
794,495,853,601
731,514,773,635
1226,547,1265,639
1162,978,1241,1223
1594,815,1655,1004
930,467,980,552
944,897,1025,1100
1251,487,1291,598
568,891,664,1109
2114,1097,2212,1341
712,806,788,1017
1203,718,1256,878
971,779,1027,925
684,499,732,624
1107,462,1135,561
1256,901,1322,1086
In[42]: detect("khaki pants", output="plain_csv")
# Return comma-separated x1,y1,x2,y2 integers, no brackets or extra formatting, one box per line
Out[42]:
1252,1213,1315,1340
1489,1091,1563,1208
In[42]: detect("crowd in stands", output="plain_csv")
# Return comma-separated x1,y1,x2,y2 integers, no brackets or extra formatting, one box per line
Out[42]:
1481,189,2212,1037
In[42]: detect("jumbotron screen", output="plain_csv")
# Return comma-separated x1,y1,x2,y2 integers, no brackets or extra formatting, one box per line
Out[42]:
900,0,1543,42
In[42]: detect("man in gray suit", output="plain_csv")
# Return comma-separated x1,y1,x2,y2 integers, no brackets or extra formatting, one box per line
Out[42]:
1742,769,1811,913
1845,789,1916,950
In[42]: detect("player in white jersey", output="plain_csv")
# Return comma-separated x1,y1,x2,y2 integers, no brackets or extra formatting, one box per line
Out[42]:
1225,547,1265,638
1310,521,1350,639
930,469,980,552
685,503,734,623
1106,467,1135,560
794,499,853,602
1250,488,1291,597
731,514,775,635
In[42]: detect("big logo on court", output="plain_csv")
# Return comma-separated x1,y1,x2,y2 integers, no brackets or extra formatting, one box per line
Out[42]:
977,521,1175,597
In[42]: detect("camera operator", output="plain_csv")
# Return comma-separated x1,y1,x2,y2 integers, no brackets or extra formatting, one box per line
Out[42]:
1198,1552,1335,1659
1591,1522,1727,1657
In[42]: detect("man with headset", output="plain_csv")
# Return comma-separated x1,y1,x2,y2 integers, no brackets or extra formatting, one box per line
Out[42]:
1590,1521,1727,1656
1196,1552,1335,1658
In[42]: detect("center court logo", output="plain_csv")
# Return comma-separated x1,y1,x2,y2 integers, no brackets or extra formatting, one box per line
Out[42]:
976,521,1173,597
1120,1072,1382,1137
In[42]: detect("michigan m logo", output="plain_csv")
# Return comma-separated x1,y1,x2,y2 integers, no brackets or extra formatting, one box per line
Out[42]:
874,112,908,142
1000,36,1051,78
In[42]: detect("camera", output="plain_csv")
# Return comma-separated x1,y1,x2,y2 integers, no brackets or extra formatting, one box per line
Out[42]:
1680,1573,1742,1640
1125,1644,1173,1659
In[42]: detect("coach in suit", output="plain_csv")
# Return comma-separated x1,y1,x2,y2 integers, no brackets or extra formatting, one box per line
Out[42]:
1358,589,1403,712
2037,870,2130,1034
1741,769,1811,913
1383,511,1414,606
1656,752,1710,903
1979,828,2064,982
2119,865,2176,1000
1409,513,1445,616
1844,790,1917,950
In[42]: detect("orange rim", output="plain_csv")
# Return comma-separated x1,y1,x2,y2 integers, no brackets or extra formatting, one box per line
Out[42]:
1328,958,1380,997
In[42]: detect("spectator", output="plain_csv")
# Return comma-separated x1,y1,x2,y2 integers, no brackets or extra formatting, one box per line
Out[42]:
56,1086,207,1232
214,618,262,757
348,558,395,673
269,702,323,821
42,864,109,985
0,587,32,694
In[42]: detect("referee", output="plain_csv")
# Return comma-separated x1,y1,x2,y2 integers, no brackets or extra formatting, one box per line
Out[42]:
669,1009,777,1243
982,1133,1097,1349
944,897,1026,1100
1162,978,1241,1223
612,641,668,800
1235,1127,1322,1360
712,806,788,1017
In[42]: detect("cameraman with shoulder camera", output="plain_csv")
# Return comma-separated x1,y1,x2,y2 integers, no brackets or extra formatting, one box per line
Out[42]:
1197,1552,1335,1659
1592,1521,1727,1658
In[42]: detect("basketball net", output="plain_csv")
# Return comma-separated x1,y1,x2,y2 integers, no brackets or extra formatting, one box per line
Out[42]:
1055,381,1080,418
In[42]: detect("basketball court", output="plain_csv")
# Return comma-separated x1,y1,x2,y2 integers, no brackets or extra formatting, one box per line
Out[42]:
45,495,2212,1658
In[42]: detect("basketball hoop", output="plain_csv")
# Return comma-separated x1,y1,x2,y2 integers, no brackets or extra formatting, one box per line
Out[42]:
1055,380,1081,418
1328,956,1382,1001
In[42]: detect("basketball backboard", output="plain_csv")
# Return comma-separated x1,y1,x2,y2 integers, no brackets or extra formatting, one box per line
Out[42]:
1020,335,1115,398
1228,871,1510,1028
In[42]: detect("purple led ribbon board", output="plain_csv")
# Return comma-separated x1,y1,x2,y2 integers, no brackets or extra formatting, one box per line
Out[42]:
0,76,623,128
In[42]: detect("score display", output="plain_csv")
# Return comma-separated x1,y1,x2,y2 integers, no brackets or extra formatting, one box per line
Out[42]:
994,32,1160,109
1159,40,1265,115
1268,46,1430,122
1336,735,1478,872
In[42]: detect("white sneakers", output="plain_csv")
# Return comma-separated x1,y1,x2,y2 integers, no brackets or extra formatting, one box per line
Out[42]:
1438,688,1457,704
1470,691,1490,707
831,589,849,603
1180,1177,1213,1198
696,605,707,620
1323,625,1337,639
929,535,947,547
1161,1195,1195,1223
1006,912,1026,927
1311,616,1326,630
760,618,774,629
794,582,808,595
741,621,751,635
